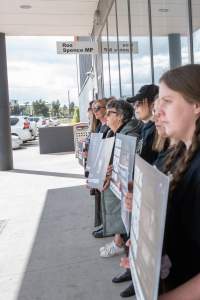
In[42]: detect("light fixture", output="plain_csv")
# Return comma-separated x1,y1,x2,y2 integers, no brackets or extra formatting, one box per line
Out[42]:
20,4,32,9
158,8,169,12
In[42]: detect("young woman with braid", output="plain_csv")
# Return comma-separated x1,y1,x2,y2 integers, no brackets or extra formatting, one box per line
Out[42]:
122,65,200,299
157,64,200,299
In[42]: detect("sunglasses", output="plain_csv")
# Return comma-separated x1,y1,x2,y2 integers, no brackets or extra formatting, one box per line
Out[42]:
106,110,117,116
92,106,106,112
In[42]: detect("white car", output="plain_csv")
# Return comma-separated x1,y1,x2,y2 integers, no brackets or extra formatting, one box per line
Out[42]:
28,116,47,128
45,118,54,127
51,117,60,126
24,117,37,139
10,116,32,142
11,134,22,149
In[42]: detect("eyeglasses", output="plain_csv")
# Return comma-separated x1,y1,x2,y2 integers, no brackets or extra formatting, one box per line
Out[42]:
106,110,117,116
92,106,106,112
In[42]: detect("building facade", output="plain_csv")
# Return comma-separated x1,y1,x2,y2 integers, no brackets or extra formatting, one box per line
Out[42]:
78,0,200,120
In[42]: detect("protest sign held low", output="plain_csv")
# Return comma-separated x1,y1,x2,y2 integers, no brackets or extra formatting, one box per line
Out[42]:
86,133,103,172
78,141,85,166
130,155,169,300
87,136,115,191
110,134,137,233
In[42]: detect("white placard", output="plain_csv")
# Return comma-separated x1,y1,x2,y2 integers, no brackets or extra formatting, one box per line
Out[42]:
130,155,170,300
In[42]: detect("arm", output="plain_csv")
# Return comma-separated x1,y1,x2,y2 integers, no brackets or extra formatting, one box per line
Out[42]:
159,274,200,300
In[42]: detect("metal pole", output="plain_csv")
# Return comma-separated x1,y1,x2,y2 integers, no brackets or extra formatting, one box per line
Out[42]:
148,0,155,83
0,32,13,170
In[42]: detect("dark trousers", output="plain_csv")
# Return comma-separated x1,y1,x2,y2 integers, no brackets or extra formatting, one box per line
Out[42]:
94,190,102,227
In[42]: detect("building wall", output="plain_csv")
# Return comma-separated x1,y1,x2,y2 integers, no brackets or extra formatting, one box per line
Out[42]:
79,0,200,120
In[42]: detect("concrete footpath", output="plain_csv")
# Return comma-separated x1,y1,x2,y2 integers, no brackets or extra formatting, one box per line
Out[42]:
0,141,134,300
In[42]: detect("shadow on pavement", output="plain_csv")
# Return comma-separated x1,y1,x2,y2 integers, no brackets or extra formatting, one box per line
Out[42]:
15,186,124,300
16,185,93,300
10,169,84,179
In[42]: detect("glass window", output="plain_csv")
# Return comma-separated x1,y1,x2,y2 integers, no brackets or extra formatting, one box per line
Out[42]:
130,0,152,94
192,0,200,63
151,0,190,83
107,3,120,98
116,0,132,97
101,24,110,97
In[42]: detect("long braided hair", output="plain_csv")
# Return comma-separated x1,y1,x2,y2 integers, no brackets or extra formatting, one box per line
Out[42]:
160,64,200,193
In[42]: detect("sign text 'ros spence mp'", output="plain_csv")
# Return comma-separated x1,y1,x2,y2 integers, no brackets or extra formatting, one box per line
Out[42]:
57,41,138,55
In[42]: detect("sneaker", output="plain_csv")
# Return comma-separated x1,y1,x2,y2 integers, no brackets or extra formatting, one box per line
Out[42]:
99,241,113,253
100,241,125,258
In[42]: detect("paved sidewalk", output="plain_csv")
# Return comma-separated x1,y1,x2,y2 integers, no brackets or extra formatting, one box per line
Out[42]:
0,141,133,300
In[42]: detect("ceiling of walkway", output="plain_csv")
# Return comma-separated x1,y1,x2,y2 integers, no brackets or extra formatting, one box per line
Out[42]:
0,0,99,36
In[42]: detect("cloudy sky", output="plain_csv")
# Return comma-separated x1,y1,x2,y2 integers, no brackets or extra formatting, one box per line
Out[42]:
6,36,79,105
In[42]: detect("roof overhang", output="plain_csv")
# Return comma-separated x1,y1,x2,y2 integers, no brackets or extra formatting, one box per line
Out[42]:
0,0,99,36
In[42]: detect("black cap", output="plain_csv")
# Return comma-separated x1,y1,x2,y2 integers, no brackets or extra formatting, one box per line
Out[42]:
127,84,159,103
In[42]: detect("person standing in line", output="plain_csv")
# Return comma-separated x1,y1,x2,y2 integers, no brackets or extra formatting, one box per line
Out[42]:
157,64,200,299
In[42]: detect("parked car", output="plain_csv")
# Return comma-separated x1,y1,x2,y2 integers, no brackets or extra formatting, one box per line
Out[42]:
28,116,47,128
45,118,54,127
11,134,22,149
51,117,60,126
24,117,37,139
10,116,32,142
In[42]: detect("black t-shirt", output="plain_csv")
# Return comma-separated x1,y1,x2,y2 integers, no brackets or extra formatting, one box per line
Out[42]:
97,123,110,139
139,121,158,164
164,148,200,289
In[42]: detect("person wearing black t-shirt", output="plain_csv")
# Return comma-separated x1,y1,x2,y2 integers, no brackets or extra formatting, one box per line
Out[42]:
158,64,200,300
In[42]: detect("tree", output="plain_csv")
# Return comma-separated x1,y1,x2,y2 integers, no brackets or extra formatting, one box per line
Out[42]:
60,105,68,118
52,100,60,117
32,99,49,117
72,107,80,123
69,101,75,116
10,100,20,115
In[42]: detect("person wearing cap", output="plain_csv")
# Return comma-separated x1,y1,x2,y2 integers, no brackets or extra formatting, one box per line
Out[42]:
128,84,159,164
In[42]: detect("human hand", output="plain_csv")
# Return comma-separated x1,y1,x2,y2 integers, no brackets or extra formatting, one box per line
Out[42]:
120,257,130,269
125,192,133,212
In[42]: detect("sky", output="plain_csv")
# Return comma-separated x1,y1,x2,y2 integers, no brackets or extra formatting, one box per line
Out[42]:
6,36,79,106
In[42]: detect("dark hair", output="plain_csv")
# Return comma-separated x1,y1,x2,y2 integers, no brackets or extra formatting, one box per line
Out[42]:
160,64,200,192
106,99,133,123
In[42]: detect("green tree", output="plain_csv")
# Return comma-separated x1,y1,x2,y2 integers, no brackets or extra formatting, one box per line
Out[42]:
52,100,60,117
11,100,20,115
69,101,75,116
32,99,49,117
72,107,80,123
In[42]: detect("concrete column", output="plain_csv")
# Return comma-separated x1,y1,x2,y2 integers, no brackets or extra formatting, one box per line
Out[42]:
0,33,13,170
168,33,182,70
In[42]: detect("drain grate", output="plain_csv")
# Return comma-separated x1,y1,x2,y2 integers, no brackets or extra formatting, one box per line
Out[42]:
0,220,7,234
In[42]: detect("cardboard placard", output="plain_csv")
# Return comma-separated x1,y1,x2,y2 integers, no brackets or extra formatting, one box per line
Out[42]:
130,155,169,300
110,134,137,233
87,137,115,191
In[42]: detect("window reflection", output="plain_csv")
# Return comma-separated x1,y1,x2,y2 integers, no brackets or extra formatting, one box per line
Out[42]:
101,24,110,97
151,0,190,82
192,1,200,63
108,3,120,98
130,0,152,93
116,0,132,97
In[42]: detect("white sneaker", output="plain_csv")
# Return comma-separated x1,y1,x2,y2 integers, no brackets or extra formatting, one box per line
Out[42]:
99,241,113,253
100,241,125,258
